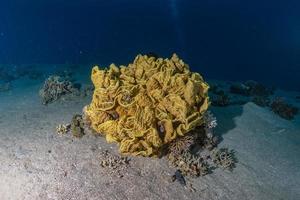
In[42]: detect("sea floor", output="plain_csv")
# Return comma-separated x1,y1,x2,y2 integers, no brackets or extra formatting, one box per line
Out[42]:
0,73,299,200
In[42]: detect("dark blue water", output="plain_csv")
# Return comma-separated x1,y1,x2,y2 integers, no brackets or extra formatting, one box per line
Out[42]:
0,0,299,90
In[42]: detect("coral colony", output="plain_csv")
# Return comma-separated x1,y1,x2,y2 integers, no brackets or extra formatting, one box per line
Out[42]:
47,54,298,181
51,53,297,181
44,54,236,179
80,54,235,178
31,54,298,180
83,54,210,157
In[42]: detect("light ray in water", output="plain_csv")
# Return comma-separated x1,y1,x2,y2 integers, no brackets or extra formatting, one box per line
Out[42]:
169,0,185,54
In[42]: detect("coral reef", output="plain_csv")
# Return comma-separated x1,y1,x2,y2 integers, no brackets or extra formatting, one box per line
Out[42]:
39,75,79,105
56,123,70,135
166,111,236,177
168,134,195,156
202,111,219,150
84,54,210,157
211,148,236,170
71,114,85,138
100,150,131,177
168,150,209,177
270,98,298,120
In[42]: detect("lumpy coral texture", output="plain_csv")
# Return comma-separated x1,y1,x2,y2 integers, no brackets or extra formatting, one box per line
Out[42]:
84,54,210,156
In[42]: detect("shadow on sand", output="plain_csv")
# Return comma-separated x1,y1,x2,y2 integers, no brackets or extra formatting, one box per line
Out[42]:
210,105,244,142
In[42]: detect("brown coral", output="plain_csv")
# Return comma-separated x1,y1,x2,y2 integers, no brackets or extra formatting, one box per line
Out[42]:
84,54,210,157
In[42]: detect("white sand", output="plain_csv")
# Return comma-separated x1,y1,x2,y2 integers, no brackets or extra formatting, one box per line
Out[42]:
0,78,299,200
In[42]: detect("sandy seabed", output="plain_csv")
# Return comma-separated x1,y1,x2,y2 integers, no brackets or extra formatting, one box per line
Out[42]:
0,78,299,200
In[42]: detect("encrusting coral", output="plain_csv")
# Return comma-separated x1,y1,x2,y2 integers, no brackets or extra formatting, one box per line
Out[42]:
84,54,210,157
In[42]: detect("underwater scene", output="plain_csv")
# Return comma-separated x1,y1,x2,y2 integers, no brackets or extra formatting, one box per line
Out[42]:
0,1,299,199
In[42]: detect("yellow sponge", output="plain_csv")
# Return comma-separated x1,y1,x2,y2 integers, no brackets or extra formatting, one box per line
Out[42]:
84,54,209,156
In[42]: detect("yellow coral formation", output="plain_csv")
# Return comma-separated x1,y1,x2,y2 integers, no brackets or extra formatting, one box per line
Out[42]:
84,54,210,156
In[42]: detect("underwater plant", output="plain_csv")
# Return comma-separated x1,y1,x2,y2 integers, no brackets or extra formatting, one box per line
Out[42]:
83,54,210,157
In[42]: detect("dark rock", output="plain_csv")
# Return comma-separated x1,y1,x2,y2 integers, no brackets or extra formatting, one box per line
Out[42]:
172,170,186,186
